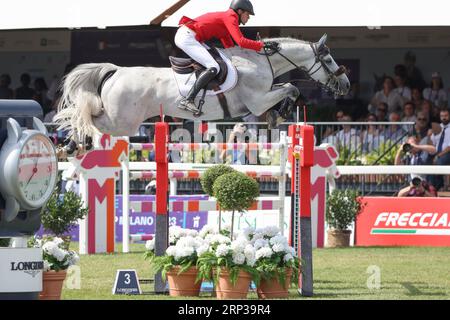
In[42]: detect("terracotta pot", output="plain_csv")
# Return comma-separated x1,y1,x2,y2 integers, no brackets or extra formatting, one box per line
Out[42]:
166,266,202,297
326,229,352,247
257,268,292,299
214,269,252,299
39,270,67,300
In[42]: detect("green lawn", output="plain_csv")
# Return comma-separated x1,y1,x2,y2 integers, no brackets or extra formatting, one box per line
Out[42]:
62,244,450,300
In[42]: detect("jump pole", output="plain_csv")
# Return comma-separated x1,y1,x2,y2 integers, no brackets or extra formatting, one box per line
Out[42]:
288,123,314,297
154,121,169,294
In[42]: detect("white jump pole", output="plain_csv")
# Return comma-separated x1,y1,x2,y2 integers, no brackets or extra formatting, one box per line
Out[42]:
278,131,287,235
122,143,130,253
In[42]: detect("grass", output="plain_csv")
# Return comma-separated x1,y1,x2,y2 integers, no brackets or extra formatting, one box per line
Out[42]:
62,244,450,300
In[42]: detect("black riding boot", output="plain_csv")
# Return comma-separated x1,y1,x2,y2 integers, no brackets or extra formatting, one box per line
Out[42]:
179,67,218,113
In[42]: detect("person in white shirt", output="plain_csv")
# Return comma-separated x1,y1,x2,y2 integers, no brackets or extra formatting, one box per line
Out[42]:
429,109,450,190
394,74,412,104
423,72,448,108
335,115,360,153
369,76,403,114
401,101,417,131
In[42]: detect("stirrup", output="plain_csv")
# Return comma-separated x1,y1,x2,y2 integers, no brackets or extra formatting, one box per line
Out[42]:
178,99,200,114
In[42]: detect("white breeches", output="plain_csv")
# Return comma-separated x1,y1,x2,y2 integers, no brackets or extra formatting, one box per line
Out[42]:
174,26,220,72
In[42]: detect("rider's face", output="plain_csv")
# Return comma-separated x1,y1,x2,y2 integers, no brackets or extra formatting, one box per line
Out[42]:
240,11,250,24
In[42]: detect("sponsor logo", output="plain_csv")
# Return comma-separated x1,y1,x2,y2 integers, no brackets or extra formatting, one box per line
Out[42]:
371,212,450,235
10,261,44,278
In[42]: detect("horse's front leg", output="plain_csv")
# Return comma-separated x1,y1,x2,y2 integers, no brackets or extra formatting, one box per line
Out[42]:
249,84,299,128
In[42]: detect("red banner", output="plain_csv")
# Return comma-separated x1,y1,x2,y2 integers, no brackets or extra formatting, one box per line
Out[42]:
356,197,450,247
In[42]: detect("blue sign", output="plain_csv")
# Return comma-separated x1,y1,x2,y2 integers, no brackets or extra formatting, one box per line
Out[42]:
112,269,141,295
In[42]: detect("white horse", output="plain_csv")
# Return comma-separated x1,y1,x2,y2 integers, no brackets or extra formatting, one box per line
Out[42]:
55,34,349,144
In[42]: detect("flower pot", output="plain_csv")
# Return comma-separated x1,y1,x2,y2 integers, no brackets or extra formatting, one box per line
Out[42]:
166,266,202,297
257,268,292,299
214,269,252,299
326,229,352,248
39,270,67,300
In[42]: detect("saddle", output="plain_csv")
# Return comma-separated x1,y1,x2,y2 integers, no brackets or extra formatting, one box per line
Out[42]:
169,47,228,90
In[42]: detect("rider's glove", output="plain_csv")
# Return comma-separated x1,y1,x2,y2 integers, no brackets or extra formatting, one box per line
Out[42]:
263,41,280,53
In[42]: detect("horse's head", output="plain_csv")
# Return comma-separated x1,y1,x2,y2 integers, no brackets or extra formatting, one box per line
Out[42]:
305,34,350,97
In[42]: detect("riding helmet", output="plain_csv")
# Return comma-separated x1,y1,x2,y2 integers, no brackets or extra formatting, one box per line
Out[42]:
230,0,255,15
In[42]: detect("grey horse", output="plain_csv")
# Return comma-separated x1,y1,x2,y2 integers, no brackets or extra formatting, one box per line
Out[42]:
55,34,349,144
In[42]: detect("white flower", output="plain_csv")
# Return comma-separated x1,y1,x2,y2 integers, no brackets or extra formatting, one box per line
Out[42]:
272,243,287,253
199,225,217,238
222,224,232,232
230,238,248,253
43,260,51,271
175,246,194,260
244,245,256,264
215,244,231,257
255,247,273,260
269,235,288,246
52,248,68,262
196,244,210,256
242,227,256,240
254,238,269,250
53,237,64,246
246,257,256,267
42,241,58,254
145,239,155,251
166,246,177,257
232,252,246,265
262,226,280,238
283,253,294,262
207,234,231,245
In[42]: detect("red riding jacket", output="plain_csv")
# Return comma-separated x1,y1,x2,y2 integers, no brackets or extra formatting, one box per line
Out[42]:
179,9,263,52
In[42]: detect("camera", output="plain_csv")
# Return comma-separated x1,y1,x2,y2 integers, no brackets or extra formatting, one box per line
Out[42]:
412,177,422,187
402,143,412,153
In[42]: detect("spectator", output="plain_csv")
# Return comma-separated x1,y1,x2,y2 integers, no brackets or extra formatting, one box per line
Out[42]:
423,72,448,109
321,110,344,144
15,73,35,99
397,176,437,197
375,102,388,122
395,135,436,185
411,87,424,111
429,108,450,190
368,76,403,114
33,77,51,115
0,74,14,99
419,100,434,127
401,101,416,123
412,111,430,139
220,123,257,165
403,51,426,91
393,73,412,103
361,113,384,153
385,112,407,143
335,115,360,153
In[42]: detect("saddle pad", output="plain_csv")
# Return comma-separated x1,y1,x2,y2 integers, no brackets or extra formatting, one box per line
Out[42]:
171,49,238,97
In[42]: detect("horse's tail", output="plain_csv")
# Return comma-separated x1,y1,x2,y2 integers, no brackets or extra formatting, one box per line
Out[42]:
54,63,118,142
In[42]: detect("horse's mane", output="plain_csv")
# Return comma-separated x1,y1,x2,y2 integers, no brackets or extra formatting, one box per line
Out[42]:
223,37,311,57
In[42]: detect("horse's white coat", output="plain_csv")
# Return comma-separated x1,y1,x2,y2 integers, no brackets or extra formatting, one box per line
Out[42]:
55,35,349,141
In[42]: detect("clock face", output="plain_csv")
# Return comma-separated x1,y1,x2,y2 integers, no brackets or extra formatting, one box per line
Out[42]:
17,134,58,207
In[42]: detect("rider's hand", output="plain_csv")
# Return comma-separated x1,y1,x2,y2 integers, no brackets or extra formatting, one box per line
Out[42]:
263,41,280,53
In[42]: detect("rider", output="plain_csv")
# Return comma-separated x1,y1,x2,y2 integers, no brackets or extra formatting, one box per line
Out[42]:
174,0,279,113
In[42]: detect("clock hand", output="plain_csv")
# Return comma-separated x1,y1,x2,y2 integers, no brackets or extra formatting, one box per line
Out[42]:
25,158,39,188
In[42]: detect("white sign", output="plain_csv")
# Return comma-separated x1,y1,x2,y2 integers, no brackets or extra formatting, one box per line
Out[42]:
0,248,43,293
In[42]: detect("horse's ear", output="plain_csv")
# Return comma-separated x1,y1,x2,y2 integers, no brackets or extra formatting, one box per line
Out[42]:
318,33,328,49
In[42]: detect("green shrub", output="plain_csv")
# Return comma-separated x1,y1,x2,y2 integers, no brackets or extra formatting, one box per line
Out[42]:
41,187,89,238
213,172,260,213
0,238,10,247
200,164,236,196
326,189,365,230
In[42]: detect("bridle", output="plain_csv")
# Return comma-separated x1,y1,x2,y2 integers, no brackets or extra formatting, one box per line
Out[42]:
260,41,347,97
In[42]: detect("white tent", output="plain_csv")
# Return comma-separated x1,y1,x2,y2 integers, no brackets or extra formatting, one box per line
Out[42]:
162,0,450,27
0,0,182,30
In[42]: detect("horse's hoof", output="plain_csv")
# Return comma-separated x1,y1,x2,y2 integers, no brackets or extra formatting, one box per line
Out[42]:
266,110,279,129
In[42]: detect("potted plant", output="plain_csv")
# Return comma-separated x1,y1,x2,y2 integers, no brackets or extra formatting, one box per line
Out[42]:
41,186,89,248
246,226,301,299
325,189,365,247
200,165,236,230
29,236,80,300
212,171,260,239
0,238,10,247
144,226,206,296
196,231,259,299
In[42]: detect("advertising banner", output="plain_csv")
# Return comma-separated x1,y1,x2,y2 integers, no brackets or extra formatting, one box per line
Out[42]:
356,197,450,246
